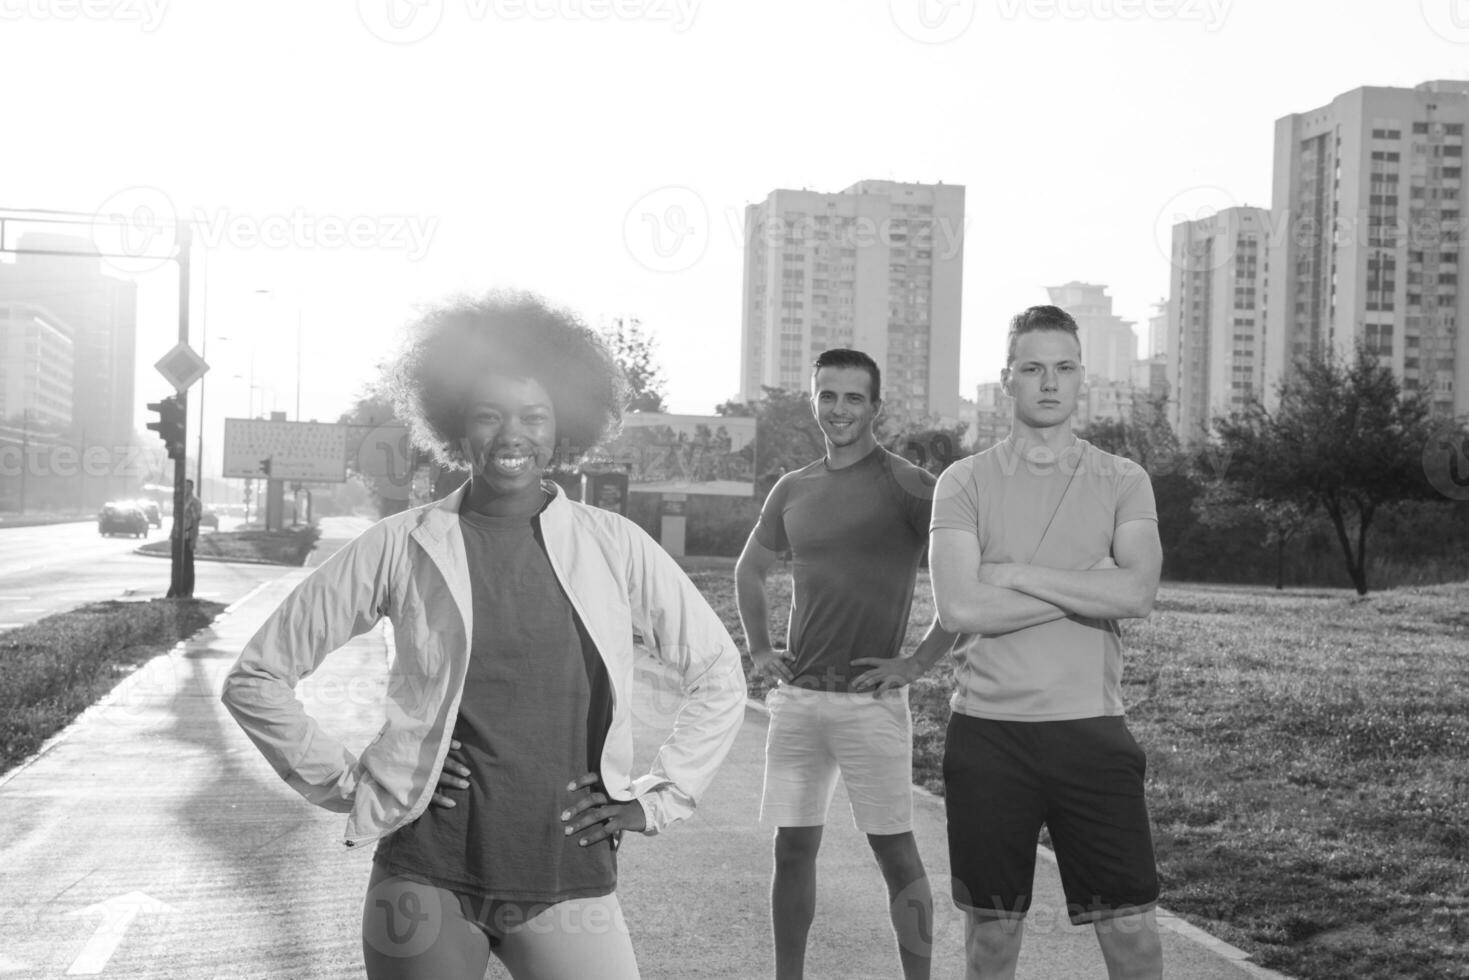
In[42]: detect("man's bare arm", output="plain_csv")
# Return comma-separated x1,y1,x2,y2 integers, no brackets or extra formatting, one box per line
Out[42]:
929,528,1071,635
734,530,793,682
981,519,1163,620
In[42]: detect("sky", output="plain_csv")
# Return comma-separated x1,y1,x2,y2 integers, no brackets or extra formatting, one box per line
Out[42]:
4,0,1469,467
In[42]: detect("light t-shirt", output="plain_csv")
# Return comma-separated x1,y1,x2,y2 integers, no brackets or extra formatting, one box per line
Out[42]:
930,439,1157,721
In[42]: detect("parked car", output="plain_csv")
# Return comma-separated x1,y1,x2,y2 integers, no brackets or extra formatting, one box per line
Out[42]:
99,502,149,538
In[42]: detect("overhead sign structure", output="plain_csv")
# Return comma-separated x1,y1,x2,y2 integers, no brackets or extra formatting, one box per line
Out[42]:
154,342,209,393
596,413,756,496
222,419,348,482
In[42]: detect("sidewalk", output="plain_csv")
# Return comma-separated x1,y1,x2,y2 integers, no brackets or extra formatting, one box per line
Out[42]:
0,564,1289,979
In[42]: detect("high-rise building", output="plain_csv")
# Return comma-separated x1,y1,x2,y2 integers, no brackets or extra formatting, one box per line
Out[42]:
0,302,75,428
1167,206,1272,442
739,180,965,422
1045,282,1138,385
1146,298,1168,359
0,233,138,449
1266,80,1469,419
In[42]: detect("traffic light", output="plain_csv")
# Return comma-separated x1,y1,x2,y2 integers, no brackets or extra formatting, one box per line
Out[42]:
259,456,273,477
146,395,186,460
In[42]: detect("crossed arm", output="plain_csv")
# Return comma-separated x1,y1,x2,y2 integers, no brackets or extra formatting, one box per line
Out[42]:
930,518,1163,635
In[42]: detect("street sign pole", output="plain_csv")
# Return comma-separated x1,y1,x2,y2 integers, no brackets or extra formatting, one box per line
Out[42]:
166,223,192,598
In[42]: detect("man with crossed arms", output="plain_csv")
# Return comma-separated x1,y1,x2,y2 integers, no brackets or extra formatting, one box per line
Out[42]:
930,305,1164,980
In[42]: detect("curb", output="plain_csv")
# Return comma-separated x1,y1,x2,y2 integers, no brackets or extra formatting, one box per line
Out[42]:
743,693,1294,979
130,546,301,567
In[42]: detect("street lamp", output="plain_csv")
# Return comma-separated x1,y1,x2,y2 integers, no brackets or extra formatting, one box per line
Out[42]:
254,288,303,421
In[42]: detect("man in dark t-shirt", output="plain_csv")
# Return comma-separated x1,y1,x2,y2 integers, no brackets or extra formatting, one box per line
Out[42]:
736,349,957,980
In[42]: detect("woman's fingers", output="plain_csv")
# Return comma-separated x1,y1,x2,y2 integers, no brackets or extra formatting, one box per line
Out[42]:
430,792,455,808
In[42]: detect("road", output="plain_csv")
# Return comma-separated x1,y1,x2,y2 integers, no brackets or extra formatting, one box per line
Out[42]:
0,518,311,630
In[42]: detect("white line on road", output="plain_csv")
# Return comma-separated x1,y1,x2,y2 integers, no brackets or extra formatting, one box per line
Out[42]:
66,892,174,975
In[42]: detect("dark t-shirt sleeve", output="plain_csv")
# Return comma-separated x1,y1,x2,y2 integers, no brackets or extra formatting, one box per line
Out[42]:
888,457,938,537
754,474,792,552
1116,461,1158,529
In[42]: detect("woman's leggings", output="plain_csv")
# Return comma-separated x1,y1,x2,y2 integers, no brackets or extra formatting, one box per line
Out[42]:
362,862,641,980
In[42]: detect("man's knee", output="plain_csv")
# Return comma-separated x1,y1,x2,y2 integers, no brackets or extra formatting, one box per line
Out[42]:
1095,909,1162,975
774,826,823,867
867,832,926,885
965,914,1024,969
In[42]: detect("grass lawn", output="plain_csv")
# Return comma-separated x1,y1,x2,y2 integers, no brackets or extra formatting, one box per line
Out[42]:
0,599,225,773
682,556,1469,980
137,525,322,565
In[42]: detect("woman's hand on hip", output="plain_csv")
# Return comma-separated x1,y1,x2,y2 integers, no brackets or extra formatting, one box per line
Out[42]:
561,771,646,848
430,739,470,808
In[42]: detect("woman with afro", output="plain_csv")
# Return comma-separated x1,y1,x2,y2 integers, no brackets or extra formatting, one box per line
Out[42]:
223,291,746,979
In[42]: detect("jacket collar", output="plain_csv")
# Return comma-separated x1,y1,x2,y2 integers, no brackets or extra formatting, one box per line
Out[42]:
413,477,572,542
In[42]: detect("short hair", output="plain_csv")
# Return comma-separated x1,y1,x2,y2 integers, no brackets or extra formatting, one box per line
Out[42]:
811,348,881,403
385,290,626,470
1006,305,1082,366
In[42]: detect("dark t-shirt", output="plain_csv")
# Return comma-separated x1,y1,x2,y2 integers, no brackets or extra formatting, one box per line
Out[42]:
374,505,616,902
754,446,936,692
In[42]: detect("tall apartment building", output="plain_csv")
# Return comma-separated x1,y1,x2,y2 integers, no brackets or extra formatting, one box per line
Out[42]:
1044,282,1138,385
739,180,965,422
1167,206,1272,442
0,302,75,428
1267,80,1469,419
0,233,138,447
1146,298,1168,359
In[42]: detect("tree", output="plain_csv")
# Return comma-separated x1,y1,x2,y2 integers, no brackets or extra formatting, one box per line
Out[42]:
602,316,667,413
1192,480,1314,590
1211,345,1438,595
339,383,423,517
715,387,824,497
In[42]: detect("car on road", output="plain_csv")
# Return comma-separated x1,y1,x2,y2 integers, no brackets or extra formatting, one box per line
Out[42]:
98,502,149,538
134,499,162,527
200,506,220,530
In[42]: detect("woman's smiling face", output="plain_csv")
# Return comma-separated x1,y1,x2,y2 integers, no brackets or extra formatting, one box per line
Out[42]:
461,374,558,497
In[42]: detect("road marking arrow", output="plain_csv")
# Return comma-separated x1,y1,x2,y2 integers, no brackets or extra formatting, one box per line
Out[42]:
66,891,174,975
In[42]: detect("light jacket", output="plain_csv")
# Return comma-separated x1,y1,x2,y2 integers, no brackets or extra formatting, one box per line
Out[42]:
221,482,747,848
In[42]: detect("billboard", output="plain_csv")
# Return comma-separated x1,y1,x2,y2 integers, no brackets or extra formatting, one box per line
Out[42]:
222,419,348,481
597,413,756,496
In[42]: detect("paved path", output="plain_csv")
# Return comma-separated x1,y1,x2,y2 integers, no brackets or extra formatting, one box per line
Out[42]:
0,541,1289,979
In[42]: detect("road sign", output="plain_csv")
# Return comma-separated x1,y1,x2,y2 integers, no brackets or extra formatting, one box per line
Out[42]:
154,342,209,393
222,418,348,481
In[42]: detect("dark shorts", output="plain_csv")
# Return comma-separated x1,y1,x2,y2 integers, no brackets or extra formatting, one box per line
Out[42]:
942,713,1160,925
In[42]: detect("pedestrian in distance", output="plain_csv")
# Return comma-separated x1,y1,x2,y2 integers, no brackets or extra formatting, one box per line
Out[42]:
929,305,1165,980
169,478,202,598
735,348,959,980
221,291,747,980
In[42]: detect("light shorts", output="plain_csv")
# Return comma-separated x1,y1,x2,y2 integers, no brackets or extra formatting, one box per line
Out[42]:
759,684,914,836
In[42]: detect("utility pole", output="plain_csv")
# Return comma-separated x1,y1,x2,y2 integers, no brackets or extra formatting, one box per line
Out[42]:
166,222,192,599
